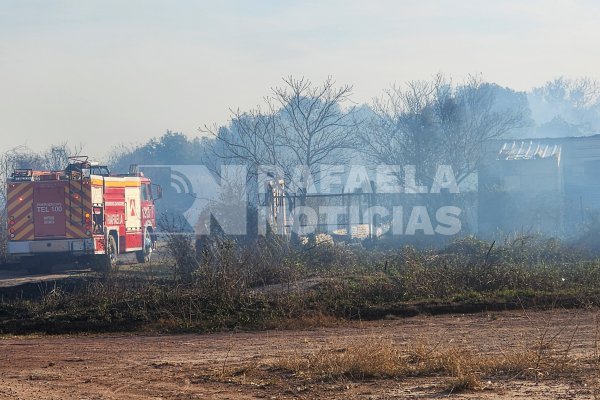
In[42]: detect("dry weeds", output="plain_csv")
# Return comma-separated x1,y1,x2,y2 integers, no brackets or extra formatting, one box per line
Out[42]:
212,333,582,395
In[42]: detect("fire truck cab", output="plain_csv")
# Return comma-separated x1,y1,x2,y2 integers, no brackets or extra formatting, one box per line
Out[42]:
6,157,161,272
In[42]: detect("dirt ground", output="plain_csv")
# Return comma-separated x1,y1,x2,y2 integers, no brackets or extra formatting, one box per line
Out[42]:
1,308,600,399
0,249,170,289
0,264,88,288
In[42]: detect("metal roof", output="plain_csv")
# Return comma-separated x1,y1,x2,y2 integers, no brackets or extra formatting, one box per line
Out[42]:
498,141,562,161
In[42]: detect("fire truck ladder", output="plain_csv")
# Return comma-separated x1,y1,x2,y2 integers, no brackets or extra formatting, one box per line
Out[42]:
66,157,89,229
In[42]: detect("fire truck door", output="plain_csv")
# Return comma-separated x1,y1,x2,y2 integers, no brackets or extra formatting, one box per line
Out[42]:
124,186,141,230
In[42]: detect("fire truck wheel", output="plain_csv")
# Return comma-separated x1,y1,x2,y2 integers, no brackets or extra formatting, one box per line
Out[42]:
92,235,118,272
136,229,153,263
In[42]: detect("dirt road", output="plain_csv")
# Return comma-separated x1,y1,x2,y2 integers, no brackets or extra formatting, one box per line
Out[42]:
0,265,89,288
0,249,169,289
1,308,599,399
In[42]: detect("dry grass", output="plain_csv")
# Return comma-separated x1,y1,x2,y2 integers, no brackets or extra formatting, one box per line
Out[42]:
276,337,573,380
5,234,600,336
212,335,581,394
278,338,400,380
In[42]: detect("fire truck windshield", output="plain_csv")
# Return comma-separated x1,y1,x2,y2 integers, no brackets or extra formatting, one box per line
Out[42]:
90,166,110,176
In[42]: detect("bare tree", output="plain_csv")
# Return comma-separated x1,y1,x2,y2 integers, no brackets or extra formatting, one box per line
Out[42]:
41,143,76,171
364,74,529,186
0,146,41,207
534,77,600,109
529,77,600,135
204,76,360,199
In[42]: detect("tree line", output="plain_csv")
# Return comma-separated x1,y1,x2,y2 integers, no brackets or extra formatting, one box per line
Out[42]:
4,74,600,206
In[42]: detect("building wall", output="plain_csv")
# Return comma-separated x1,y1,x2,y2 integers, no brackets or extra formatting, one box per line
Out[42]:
560,136,600,233
479,135,600,237
479,157,563,236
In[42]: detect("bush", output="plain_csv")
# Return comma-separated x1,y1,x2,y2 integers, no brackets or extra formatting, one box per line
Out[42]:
2,233,600,334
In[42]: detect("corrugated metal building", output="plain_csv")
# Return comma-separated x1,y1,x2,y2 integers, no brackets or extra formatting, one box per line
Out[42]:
479,135,600,237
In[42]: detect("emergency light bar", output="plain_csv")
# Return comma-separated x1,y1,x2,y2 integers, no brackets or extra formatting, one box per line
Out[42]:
11,169,33,181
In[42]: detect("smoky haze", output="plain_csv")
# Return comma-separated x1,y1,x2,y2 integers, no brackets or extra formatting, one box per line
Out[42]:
5,72,600,244
3,1,600,246
104,75,600,245
6,6,600,392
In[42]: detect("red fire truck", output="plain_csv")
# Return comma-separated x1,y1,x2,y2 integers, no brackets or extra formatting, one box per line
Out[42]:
6,157,161,272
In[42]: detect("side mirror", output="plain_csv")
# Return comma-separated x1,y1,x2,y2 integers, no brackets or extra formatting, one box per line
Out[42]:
152,184,163,200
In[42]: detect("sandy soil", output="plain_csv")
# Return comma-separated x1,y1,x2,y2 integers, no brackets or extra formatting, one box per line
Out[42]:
1,308,599,399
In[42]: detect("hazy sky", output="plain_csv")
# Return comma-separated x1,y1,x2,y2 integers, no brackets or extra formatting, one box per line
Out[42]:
2,0,600,160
